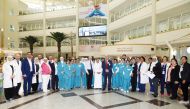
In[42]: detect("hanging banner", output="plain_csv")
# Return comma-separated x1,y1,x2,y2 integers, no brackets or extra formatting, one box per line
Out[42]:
79,0,107,27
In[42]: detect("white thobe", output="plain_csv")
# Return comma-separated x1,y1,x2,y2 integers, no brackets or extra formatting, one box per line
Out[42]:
93,62,103,88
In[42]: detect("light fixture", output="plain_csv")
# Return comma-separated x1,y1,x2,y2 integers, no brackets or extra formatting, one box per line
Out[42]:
187,47,190,54
1,28,3,31
172,50,177,56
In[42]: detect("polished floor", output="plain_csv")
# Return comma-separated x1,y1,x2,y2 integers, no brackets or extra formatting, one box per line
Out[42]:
0,89,189,109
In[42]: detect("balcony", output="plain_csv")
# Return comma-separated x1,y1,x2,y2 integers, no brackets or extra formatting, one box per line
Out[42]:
20,46,77,54
110,12,190,44
110,0,152,22
109,0,189,31
17,8,76,22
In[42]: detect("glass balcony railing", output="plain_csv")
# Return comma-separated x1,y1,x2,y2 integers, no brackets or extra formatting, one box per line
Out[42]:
157,12,190,33
111,12,190,42
19,20,76,32
110,0,152,22
79,37,107,45
18,5,76,16
19,37,76,48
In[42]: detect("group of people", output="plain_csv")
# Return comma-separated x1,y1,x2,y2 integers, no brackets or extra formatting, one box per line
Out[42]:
2,52,190,105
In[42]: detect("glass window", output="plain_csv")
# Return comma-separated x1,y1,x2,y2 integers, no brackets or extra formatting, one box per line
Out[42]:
9,25,15,32
9,9,14,16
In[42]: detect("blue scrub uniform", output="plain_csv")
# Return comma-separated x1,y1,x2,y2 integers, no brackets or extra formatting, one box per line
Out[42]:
80,63,87,88
57,62,66,90
122,65,133,92
118,63,125,90
112,63,119,89
75,64,81,88
63,64,73,90
71,64,76,89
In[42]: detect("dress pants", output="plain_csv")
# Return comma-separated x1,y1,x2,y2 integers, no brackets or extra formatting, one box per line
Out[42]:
51,75,59,90
87,70,93,89
138,74,146,92
32,83,38,92
181,81,190,101
15,83,21,96
32,75,39,92
103,73,112,90
4,87,14,100
160,74,165,94
42,75,50,92
131,75,137,91
149,78,154,92
171,82,179,98
152,78,159,96
23,74,33,95
165,82,172,95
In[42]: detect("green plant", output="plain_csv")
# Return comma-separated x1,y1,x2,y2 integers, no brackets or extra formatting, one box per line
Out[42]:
48,32,68,58
21,35,38,53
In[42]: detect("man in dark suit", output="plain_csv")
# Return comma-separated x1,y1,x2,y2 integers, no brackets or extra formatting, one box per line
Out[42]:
21,52,35,96
102,56,113,91
179,56,190,104
49,56,58,91
152,56,162,97
130,57,138,92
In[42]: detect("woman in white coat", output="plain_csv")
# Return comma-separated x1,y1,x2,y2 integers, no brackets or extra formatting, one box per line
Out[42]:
138,56,149,93
93,59,103,89
2,56,17,101
12,53,22,98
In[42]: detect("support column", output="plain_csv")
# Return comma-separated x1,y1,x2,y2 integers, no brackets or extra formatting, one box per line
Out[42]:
0,28,3,49
107,0,111,45
75,0,79,58
43,0,46,57
151,0,156,45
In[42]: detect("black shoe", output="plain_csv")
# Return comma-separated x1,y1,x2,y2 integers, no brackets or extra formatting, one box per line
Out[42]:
13,96,19,99
170,97,177,100
17,95,21,98
152,94,158,97
108,88,112,91
131,90,136,92
102,88,105,91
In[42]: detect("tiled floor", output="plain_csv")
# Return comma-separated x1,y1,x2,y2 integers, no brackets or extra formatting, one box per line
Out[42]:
0,89,189,109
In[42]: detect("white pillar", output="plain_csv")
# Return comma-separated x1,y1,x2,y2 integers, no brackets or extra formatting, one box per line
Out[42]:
75,0,79,58
43,0,46,57
151,0,156,45
107,0,110,45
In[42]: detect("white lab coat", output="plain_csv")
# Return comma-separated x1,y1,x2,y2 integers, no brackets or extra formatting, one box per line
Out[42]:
32,63,42,83
12,59,22,84
161,62,171,82
2,61,17,88
139,62,149,84
93,61,103,88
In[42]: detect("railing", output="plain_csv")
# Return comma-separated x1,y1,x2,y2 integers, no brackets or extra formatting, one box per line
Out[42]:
110,0,152,22
19,20,76,32
18,6,76,16
19,37,76,48
110,12,190,42
79,37,107,45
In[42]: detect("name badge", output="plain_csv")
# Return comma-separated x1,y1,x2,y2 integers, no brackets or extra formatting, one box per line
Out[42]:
106,69,109,72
